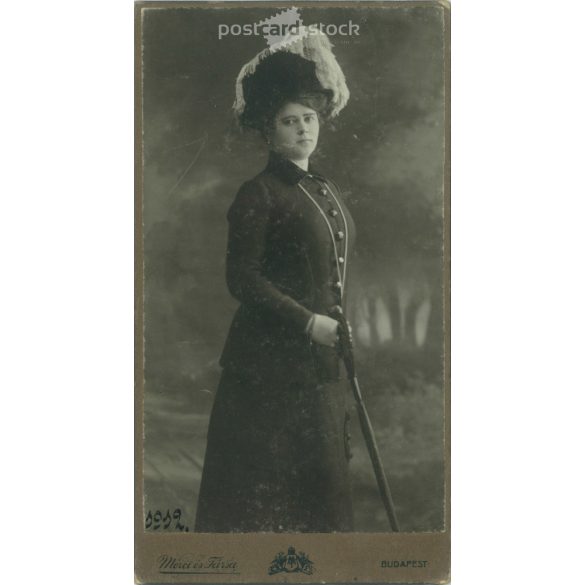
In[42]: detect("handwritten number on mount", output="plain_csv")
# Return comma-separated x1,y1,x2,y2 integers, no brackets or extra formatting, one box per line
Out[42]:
173,508,187,531
144,509,189,532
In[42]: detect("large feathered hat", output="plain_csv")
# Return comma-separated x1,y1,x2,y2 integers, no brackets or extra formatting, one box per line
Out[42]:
233,29,350,130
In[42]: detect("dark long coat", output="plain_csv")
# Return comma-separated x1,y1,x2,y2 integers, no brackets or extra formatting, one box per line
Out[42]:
195,151,356,532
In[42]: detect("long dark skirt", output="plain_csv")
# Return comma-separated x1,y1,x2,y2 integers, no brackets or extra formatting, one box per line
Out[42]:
194,366,354,532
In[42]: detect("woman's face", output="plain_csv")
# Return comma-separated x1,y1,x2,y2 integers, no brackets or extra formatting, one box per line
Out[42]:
268,102,320,162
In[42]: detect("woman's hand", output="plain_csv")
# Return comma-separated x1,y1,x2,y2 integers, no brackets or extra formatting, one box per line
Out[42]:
309,314,340,347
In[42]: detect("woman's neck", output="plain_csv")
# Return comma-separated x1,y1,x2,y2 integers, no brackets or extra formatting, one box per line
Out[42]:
288,158,309,171
270,150,310,171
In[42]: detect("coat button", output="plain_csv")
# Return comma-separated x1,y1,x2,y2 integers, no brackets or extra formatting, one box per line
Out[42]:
338,256,345,264
328,209,338,217
332,281,342,291
318,187,328,196
335,231,345,241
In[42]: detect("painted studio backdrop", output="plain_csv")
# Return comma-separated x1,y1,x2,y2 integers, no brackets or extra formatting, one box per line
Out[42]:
142,4,446,532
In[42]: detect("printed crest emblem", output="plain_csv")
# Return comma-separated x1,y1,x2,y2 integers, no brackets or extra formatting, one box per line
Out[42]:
268,546,314,575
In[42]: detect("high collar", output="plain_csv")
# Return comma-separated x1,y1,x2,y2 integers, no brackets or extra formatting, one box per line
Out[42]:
264,150,326,185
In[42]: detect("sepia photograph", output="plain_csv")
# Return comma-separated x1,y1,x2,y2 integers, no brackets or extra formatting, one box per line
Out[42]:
136,1,449,581
6,1,585,585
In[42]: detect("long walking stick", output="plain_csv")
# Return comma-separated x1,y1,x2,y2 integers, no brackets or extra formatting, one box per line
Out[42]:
330,305,400,532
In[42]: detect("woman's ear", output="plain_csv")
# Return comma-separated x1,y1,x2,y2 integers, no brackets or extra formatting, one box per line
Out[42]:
262,125,273,146
261,113,277,145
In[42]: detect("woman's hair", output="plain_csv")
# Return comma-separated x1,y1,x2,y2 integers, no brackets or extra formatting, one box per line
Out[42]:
260,92,330,141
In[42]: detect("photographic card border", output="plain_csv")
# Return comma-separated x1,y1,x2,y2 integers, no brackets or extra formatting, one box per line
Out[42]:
134,2,451,582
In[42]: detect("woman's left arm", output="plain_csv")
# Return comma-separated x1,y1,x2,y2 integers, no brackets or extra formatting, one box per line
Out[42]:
225,179,315,334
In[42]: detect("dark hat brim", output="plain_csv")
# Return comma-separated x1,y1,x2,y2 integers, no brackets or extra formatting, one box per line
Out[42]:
240,52,332,130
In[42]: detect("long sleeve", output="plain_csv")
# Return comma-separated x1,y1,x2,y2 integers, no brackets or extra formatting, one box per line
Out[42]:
225,180,314,333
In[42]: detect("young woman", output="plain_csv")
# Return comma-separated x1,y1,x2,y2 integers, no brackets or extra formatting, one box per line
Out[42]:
195,34,355,533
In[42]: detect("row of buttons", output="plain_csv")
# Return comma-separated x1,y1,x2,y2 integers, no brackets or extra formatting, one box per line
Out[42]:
314,182,346,298
318,185,345,241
